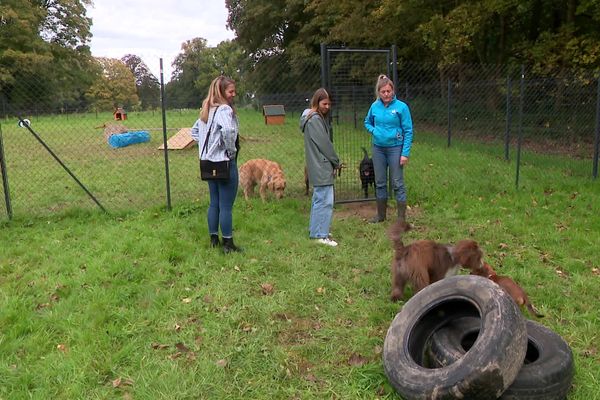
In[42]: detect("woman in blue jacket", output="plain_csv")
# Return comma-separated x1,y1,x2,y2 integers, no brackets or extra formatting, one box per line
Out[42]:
364,74,413,223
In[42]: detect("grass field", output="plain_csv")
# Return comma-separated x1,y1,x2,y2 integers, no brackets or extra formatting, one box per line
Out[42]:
1,108,599,398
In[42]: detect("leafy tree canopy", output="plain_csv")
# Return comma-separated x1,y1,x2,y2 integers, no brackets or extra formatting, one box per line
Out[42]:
86,57,139,112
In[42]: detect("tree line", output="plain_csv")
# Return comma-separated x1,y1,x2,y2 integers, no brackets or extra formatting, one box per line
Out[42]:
2,0,599,113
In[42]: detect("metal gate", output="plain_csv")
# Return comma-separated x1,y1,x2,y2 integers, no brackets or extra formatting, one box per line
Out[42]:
320,44,398,203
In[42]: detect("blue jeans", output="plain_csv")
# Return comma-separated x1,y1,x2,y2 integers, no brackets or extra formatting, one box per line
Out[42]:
372,144,406,202
207,159,238,238
309,185,334,239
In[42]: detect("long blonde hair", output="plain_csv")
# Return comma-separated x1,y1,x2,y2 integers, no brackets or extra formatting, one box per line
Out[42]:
200,75,236,122
375,74,395,99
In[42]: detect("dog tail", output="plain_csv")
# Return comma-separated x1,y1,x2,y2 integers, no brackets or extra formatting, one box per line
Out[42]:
361,147,368,159
388,220,411,251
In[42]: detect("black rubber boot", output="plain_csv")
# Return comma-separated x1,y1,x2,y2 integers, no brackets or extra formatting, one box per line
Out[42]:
210,234,220,248
222,237,243,254
397,201,407,222
369,199,387,223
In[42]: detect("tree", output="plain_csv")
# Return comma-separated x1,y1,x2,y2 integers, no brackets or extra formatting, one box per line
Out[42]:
85,57,139,112
0,0,95,112
122,54,160,110
225,0,600,75
165,39,249,108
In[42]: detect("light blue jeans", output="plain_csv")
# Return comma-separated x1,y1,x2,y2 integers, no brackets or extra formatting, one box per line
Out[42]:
207,159,238,238
372,144,406,202
309,185,334,239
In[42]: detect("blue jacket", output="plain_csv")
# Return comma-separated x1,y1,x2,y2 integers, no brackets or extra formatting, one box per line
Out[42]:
364,96,413,157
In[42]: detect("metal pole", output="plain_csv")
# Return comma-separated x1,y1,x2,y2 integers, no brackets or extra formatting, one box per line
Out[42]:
0,124,13,219
17,118,107,213
505,75,512,161
159,58,172,210
320,43,328,90
447,79,452,147
516,65,525,189
391,45,399,95
593,75,600,179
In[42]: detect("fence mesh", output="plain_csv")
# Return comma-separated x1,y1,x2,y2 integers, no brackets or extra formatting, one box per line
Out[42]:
1,54,599,219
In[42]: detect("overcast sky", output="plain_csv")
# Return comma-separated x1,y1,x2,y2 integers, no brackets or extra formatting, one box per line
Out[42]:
86,1,235,81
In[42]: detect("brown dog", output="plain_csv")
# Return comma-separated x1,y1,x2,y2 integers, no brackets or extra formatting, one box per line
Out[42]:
472,262,544,317
239,159,286,201
388,221,485,301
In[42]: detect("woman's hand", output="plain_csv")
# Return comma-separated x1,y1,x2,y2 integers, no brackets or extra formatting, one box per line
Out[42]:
400,156,409,166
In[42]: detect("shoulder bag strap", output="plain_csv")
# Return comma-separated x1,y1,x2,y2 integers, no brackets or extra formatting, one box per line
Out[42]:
201,106,220,157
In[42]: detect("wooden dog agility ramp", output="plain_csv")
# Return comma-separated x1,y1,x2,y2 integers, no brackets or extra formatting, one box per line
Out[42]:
158,128,196,150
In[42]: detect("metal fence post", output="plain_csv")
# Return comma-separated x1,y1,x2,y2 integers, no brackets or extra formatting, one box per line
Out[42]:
0,124,13,219
505,75,512,161
320,43,328,90
447,79,452,147
391,44,398,93
516,65,525,188
159,58,172,211
593,75,600,179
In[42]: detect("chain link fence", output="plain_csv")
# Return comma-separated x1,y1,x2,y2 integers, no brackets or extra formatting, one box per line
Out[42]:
1,53,599,220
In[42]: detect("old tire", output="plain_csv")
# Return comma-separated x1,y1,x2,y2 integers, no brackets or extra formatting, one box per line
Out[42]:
429,317,574,400
383,275,527,400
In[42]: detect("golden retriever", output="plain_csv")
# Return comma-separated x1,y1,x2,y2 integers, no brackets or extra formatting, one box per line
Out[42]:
239,159,286,201
471,262,544,317
388,221,485,301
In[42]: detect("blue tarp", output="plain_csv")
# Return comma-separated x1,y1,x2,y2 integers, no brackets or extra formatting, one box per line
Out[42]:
108,131,150,148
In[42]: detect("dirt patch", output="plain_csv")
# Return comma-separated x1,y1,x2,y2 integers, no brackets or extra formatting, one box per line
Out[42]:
335,202,375,220
335,202,421,221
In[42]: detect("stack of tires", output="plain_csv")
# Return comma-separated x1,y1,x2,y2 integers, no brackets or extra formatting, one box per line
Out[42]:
383,275,574,399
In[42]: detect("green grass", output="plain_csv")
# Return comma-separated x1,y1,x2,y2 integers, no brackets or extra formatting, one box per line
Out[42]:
1,119,599,399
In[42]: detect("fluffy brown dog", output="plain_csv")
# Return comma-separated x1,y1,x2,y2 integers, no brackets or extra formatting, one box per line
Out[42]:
388,221,485,301
472,262,544,317
239,159,286,201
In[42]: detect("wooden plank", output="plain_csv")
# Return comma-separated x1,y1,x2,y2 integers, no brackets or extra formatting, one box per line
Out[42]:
157,128,196,150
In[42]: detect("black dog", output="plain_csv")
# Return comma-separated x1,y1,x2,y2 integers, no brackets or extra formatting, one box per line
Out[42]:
359,147,375,198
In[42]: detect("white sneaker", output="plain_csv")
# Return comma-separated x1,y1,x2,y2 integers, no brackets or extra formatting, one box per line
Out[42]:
316,237,338,247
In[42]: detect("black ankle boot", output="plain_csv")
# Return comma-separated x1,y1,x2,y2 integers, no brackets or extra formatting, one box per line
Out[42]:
222,237,243,254
210,234,220,248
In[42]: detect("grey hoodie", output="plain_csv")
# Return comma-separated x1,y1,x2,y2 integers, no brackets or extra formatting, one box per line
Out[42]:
300,109,340,186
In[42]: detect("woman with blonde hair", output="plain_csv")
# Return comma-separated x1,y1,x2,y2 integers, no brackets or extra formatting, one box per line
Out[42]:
191,75,242,253
300,88,341,246
364,74,414,223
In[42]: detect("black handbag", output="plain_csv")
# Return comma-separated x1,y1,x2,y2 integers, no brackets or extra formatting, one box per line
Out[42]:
199,106,230,181
200,159,230,180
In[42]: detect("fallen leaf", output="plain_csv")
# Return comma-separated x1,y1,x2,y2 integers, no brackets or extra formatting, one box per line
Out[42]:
234,266,241,272
260,283,274,295
35,303,50,310
316,287,325,294
151,342,169,350
56,344,68,353
216,359,228,368
182,298,192,304
498,243,509,249
112,377,133,388
175,342,190,352
174,323,182,332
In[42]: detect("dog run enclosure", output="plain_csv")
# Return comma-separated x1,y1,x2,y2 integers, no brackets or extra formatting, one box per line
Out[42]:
320,44,399,203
